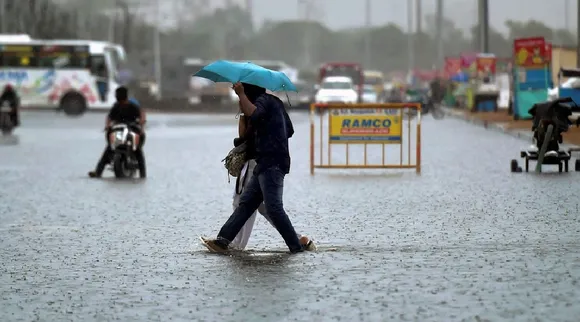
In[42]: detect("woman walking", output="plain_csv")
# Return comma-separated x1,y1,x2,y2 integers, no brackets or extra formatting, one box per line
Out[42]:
229,107,315,251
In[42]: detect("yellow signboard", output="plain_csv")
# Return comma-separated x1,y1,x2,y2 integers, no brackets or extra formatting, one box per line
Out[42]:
329,109,402,144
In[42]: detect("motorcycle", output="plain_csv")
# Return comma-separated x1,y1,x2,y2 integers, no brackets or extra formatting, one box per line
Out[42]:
421,93,445,120
404,90,445,120
0,101,14,135
108,122,140,178
530,97,578,154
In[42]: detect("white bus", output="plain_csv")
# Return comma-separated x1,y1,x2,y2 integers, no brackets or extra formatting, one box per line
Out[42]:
0,34,126,115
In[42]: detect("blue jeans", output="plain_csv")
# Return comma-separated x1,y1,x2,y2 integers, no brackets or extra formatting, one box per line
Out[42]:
217,166,303,253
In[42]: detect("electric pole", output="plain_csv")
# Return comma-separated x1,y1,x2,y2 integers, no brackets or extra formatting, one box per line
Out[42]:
435,0,443,65
407,0,414,74
364,0,371,68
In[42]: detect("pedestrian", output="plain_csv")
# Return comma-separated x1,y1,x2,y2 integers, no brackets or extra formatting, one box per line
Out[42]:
229,104,315,251
203,82,306,253
0,84,20,127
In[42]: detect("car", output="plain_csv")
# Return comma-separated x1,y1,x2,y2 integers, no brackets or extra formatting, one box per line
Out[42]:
362,85,378,103
548,77,580,100
314,76,358,104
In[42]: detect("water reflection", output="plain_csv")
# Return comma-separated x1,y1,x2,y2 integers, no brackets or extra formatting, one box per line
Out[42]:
0,134,19,145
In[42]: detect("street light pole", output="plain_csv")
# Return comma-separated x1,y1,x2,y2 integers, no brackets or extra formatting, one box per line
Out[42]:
364,0,371,68
407,0,414,74
153,0,162,100
0,0,5,33
435,0,443,66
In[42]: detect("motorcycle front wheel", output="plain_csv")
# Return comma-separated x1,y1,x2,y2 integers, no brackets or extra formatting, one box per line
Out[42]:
113,153,135,178
431,105,445,120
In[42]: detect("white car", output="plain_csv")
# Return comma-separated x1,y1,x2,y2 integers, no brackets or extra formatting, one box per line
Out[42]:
362,85,378,103
315,76,358,104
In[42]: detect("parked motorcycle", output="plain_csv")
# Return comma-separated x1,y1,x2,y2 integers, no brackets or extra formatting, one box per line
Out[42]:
0,101,14,135
108,123,140,178
404,90,445,120
530,97,578,153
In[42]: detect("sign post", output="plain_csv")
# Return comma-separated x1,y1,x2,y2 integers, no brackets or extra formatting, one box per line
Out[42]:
309,103,421,175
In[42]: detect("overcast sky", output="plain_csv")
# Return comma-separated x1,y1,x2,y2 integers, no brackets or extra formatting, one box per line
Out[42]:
193,0,577,34
132,0,577,35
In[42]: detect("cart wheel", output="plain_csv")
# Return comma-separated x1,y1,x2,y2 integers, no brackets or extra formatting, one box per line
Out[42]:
525,158,529,172
510,159,519,172
576,159,580,172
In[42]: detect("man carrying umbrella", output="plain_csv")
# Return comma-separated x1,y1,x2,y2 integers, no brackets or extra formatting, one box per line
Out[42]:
202,82,305,253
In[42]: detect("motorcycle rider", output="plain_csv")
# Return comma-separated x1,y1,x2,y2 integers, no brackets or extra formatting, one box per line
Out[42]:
0,84,20,127
88,86,147,178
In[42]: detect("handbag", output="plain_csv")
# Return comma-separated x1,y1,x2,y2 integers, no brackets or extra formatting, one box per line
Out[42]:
222,141,248,178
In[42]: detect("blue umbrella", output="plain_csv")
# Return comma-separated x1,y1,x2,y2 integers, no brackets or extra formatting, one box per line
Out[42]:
193,60,298,92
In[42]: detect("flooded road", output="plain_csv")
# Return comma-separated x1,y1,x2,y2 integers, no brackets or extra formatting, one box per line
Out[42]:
1,111,579,321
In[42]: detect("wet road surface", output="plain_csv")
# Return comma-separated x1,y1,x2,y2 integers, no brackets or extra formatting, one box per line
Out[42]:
1,111,580,321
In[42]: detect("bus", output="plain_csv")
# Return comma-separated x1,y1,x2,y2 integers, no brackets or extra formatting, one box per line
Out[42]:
0,34,126,115
363,70,385,96
318,62,364,102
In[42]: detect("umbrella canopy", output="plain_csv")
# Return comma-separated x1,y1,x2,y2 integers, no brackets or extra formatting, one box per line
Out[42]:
193,60,298,92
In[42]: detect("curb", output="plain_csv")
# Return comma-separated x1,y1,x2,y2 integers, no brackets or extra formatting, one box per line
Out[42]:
442,108,534,141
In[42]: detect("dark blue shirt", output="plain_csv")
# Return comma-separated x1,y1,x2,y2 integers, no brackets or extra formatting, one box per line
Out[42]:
248,93,294,174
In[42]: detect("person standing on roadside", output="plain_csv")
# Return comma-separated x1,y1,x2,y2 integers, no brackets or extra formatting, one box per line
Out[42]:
203,82,305,254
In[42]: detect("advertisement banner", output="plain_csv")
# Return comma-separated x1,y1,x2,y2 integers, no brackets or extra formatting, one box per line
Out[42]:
460,52,478,72
476,53,497,74
444,57,462,77
513,37,546,68
328,109,402,144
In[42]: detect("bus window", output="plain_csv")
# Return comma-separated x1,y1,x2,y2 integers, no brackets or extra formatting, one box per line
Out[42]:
0,44,36,67
0,55,35,67
37,55,91,69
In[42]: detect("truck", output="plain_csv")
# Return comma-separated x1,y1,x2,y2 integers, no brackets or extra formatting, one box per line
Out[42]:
363,70,385,97
0,34,126,115
318,62,364,103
